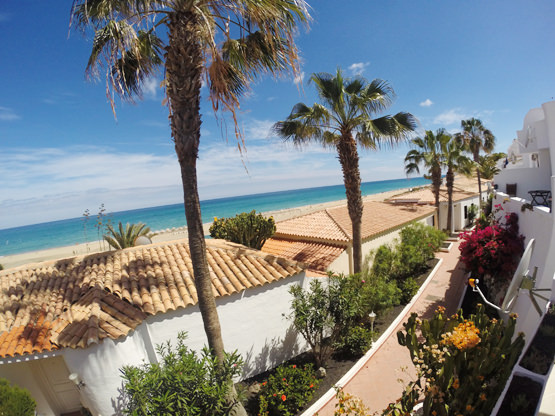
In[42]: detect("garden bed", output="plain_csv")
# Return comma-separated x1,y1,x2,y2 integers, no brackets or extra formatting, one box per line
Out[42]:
519,307,555,375
497,375,543,416
240,258,439,416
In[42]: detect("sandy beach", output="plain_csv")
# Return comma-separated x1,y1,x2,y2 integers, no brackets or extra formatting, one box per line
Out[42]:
0,187,411,270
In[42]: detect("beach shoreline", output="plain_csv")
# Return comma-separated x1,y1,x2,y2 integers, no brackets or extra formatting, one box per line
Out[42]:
0,187,410,270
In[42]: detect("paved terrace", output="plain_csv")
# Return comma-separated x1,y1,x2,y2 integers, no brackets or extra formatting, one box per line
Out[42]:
305,238,467,415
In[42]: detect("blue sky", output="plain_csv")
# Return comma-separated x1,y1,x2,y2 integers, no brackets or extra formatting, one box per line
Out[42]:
1,1,554,229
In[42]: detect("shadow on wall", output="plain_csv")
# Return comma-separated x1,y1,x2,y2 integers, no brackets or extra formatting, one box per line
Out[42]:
112,382,128,416
242,325,301,378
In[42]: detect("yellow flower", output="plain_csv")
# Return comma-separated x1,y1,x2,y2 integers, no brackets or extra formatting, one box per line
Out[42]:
442,320,481,350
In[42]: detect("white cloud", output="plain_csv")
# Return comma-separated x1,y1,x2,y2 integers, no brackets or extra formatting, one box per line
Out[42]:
348,62,370,76
420,99,433,107
244,119,274,141
143,78,159,99
433,108,469,126
293,71,305,85
0,107,20,121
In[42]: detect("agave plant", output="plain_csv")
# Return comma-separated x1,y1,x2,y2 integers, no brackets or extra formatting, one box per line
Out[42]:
103,222,152,250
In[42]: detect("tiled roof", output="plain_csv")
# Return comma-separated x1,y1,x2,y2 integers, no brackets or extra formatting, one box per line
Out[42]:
261,238,345,273
388,187,478,204
274,210,350,242
273,201,436,242
0,240,303,359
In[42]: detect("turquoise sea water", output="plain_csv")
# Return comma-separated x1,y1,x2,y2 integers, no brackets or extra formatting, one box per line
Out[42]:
0,177,430,256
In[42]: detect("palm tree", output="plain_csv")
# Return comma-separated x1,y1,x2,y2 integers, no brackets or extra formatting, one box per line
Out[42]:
455,118,496,206
71,2,309,411
478,152,506,180
405,129,450,208
274,69,416,273
103,222,152,250
441,138,473,233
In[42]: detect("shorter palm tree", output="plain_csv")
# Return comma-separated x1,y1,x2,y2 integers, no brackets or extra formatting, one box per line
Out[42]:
405,129,450,208
455,118,496,206
104,222,153,250
442,138,473,232
478,153,506,180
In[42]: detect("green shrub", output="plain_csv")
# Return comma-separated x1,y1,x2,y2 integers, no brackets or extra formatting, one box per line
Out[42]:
359,272,401,314
334,325,373,357
399,278,420,304
120,332,243,416
210,210,276,249
258,364,320,416
288,279,337,367
370,222,446,283
0,378,36,416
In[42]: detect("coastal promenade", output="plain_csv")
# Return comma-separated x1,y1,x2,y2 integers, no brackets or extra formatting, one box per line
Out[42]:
305,238,467,415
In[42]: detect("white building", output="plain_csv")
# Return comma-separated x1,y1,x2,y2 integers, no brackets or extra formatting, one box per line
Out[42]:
0,240,307,416
492,100,554,416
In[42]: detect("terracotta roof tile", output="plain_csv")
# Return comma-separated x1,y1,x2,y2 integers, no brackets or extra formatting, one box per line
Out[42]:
262,238,345,273
0,240,303,359
274,210,350,242
272,201,436,243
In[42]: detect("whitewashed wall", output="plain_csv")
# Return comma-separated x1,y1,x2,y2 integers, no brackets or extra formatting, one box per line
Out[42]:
0,360,54,415
55,271,307,415
438,197,480,232
493,191,554,345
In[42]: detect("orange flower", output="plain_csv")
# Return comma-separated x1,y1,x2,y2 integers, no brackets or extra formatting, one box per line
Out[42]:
292,365,296,368
432,411,437,416
443,321,480,350
281,395,287,401
310,384,314,388
480,393,486,401
466,404,473,411
452,378,460,389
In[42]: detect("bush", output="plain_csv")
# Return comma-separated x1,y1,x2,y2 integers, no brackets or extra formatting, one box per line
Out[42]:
120,332,243,416
210,211,276,249
258,364,320,416
399,278,420,304
459,211,525,283
358,271,402,314
0,378,36,416
334,325,373,357
370,223,446,283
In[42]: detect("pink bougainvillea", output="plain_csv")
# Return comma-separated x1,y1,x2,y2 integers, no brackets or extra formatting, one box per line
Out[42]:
459,212,524,282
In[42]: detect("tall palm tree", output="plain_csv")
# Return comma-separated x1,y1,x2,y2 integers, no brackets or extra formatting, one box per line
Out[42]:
274,69,416,273
71,2,309,409
404,129,450,208
441,137,473,233
455,118,496,206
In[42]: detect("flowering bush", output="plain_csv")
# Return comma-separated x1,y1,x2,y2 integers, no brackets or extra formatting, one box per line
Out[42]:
387,305,525,416
258,364,320,416
459,211,524,283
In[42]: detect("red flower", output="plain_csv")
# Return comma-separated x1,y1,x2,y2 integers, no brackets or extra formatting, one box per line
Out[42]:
281,395,287,401
292,365,296,368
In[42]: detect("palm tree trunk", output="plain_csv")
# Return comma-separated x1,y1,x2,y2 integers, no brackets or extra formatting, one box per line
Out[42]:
432,167,442,208
474,151,483,211
446,168,454,233
167,13,247,416
337,133,363,274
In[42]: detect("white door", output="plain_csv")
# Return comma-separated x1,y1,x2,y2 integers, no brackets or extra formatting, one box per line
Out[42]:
31,356,82,415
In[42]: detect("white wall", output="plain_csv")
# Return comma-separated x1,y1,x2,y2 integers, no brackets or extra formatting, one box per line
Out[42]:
494,152,551,200
145,272,308,379
493,191,554,345
0,360,55,416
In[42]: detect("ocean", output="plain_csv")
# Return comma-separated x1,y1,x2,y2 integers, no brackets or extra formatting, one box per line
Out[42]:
0,177,430,257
